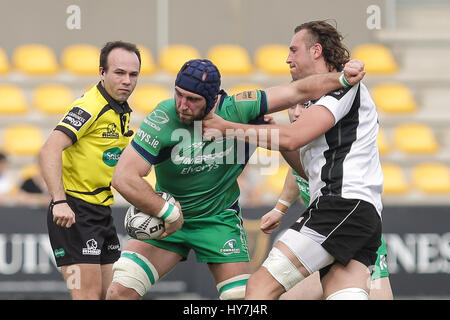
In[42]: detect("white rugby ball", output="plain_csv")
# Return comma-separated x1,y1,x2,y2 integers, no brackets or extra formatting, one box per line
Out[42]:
123,192,176,240
124,206,164,240
156,191,176,205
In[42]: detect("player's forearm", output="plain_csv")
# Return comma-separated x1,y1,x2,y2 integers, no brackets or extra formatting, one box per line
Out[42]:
279,169,301,204
219,122,304,151
295,72,343,103
280,149,306,179
112,171,165,216
39,144,66,201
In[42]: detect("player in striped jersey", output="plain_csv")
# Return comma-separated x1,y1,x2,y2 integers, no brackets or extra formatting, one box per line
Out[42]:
203,21,384,300
261,102,392,300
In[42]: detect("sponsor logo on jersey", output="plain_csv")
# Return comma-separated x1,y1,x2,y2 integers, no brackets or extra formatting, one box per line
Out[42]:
61,106,92,131
326,86,351,100
102,123,120,139
234,90,258,102
143,117,161,131
102,147,122,167
107,244,120,251
82,239,101,256
54,248,65,258
136,129,160,149
220,239,241,255
149,109,169,124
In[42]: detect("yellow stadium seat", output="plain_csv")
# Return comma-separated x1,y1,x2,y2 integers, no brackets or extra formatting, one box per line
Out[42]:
143,169,157,188
372,83,417,114
61,44,99,75
0,47,10,74
393,123,439,154
207,44,252,75
382,163,408,195
254,44,290,75
377,127,390,155
265,164,290,195
228,83,264,96
131,84,171,114
412,163,450,193
20,163,41,180
352,43,398,74
2,125,44,156
33,84,73,115
137,45,157,75
12,44,59,75
0,85,28,114
158,44,201,74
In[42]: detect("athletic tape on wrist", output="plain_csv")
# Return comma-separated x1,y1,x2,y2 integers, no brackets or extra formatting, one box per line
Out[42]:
278,199,292,207
156,202,180,223
273,208,286,215
339,73,352,88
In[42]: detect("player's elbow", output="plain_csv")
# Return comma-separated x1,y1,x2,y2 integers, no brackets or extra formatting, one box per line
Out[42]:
279,134,302,152
111,170,126,193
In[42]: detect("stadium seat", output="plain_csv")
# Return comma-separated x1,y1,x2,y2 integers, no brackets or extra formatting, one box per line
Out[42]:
412,163,450,194
143,169,157,188
207,44,252,75
265,163,290,195
61,44,99,75
377,127,390,155
137,45,157,75
131,84,171,114
0,85,28,114
228,83,264,96
0,47,10,74
371,83,417,114
2,124,44,156
352,43,398,74
381,163,409,195
158,44,201,74
12,44,59,75
393,123,439,154
19,163,41,180
33,84,73,115
254,44,290,75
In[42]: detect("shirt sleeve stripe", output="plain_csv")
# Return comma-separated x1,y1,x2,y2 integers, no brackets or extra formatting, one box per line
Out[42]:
55,125,77,144
131,140,172,165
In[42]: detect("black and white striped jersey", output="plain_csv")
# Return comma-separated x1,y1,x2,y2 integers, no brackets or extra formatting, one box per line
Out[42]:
300,82,383,216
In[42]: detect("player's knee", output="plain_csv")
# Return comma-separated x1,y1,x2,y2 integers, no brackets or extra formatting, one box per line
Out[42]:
326,287,369,300
216,274,250,300
262,247,306,291
106,282,133,300
111,250,159,298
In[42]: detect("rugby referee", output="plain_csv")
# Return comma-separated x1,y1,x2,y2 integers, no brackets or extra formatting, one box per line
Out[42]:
40,41,141,299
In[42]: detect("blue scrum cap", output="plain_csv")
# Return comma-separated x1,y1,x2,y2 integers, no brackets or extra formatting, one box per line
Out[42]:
175,59,221,115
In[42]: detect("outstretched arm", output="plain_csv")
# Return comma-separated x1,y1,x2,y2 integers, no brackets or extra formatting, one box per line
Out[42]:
203,60,364,151
265,59,365,113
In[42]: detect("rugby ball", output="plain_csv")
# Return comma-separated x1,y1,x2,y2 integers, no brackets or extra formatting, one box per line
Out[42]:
123,192,176,240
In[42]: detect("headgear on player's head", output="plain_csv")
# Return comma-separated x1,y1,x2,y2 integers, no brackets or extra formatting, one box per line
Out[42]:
175,59,221,116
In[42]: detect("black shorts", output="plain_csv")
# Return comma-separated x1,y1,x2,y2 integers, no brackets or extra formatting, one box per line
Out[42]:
47,194,121,267
290,196,381,276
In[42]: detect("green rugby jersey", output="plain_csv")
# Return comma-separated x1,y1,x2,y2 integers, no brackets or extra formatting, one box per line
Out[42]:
132,90,268,218
292,170,310,206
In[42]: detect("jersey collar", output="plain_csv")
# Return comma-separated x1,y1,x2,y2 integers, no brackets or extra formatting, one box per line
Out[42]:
96,81,132,114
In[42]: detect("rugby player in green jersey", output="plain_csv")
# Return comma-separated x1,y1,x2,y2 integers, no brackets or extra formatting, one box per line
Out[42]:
260,102,393,300
106,58,365,299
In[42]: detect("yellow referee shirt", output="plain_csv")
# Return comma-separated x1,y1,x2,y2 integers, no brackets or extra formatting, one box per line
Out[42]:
55,82,132,206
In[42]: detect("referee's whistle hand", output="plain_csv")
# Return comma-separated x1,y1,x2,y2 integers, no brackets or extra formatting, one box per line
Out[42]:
53,205,76,228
